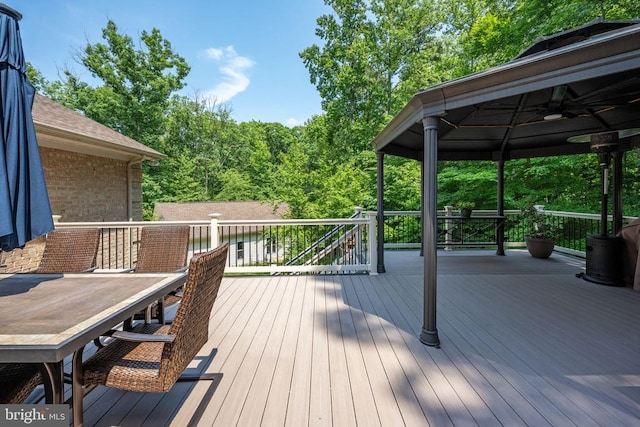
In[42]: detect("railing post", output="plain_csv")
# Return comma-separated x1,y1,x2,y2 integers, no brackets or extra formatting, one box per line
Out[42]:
355,207,363,264
368,212,378,275
209,213,221,249
444,205,453,250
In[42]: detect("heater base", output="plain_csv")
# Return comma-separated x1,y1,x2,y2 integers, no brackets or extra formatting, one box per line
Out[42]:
578,235,625,286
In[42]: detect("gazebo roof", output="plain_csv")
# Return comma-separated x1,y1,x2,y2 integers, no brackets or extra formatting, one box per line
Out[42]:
372,19,640,161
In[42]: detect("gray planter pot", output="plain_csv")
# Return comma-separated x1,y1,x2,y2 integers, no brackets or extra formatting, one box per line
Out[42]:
460,208,473,218
525,237,555,259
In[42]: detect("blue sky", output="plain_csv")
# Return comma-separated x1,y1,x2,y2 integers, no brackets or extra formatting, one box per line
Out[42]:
15,1,329,126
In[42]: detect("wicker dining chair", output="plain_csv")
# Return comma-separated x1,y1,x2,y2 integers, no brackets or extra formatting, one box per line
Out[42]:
133,225,190,324
72,243,228,425
36,228,100,273
0,363,42,404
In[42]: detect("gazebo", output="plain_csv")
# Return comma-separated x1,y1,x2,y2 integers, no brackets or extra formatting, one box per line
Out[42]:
372,19,640,347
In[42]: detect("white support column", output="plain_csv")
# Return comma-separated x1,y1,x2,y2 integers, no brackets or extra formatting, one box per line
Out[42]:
421,116,440,347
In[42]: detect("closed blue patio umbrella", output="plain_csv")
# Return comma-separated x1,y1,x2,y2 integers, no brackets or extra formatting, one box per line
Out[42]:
0,4,53,251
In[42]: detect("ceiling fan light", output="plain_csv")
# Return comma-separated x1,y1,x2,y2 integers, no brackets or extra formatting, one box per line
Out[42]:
543,112,563,121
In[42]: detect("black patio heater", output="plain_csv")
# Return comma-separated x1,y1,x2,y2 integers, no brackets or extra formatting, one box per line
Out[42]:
569,129,639,286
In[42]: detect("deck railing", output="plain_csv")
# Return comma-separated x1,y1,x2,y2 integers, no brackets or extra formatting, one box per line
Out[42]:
379,207,637,257
55,211,375,275
53,208,637,275
378,208,513,249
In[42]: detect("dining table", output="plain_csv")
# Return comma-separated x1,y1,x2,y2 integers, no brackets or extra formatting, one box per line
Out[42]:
0,271,187,407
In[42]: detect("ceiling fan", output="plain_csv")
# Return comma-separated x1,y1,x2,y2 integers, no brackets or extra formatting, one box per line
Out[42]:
483,78,640,123
539,78,640,121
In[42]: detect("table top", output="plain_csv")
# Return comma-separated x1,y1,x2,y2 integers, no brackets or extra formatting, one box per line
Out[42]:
0,272,186,362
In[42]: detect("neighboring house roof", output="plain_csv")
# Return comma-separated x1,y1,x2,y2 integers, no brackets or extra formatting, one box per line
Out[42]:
32,93,164,161
154,201,290,221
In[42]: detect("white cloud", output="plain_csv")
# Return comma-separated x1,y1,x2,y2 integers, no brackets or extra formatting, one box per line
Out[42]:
203,47,224,61
286,118,299,127
201,46,254,104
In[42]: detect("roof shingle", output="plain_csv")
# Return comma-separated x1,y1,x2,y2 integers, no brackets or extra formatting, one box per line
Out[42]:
32,93,163,158
154,201,290,221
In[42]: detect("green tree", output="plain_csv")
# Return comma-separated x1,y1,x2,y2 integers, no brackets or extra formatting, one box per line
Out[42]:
300,0,444,160
157,152,204,202
70,20,190,148
214,169,254,201
273,140,315,218
446,0,640,74
438,161,497,209
37,20,193,218
384,157,422,210
163,95,233,200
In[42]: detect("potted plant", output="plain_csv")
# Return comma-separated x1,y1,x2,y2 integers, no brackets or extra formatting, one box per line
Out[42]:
455,201,475,218
518,204,560,258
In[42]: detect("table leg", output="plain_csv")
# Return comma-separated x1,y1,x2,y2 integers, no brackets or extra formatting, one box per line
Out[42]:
39,361,64,403
72,346,86,427
158,296,166,325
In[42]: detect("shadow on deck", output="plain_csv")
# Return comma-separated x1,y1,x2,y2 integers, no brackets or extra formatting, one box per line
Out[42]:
75,250,640,426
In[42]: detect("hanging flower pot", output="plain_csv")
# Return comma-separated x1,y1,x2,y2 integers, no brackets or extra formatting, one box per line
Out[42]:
460,207,473,218
455,202,474,218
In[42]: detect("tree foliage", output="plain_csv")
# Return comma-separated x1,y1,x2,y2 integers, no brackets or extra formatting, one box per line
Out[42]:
300,0,444,160
32,2,640,220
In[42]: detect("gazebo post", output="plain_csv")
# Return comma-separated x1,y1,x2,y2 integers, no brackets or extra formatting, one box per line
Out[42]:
496,159,506,255
420,116,440,347
376,151,386,273
612,151,623,235
420,160,424,256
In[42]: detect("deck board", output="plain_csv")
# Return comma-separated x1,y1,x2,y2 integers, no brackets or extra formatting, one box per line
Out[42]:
341,275,404,426
71,250,640,426
260,276,306,426
235,276,297,426
331,276,382,427
372,273,497,427
324,277,358,427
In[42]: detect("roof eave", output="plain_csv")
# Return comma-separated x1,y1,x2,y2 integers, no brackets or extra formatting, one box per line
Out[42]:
35,122,166,161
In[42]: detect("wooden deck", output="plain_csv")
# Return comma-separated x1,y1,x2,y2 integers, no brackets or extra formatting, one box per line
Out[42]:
76,250,640,426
